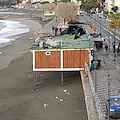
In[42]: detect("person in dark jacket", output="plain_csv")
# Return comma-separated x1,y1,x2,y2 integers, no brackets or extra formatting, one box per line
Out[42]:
105,43,108,55
59,27,62,35
55,26,58,36
52,26,55,34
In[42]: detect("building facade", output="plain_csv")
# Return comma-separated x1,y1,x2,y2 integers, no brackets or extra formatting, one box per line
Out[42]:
114,0,120,12
104,0,114,12
104,0,120,12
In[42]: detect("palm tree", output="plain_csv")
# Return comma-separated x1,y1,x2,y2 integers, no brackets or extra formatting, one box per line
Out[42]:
108,13,120,20
109,14,120,54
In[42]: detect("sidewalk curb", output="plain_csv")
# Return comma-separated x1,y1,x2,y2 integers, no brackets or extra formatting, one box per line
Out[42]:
80,71,99,120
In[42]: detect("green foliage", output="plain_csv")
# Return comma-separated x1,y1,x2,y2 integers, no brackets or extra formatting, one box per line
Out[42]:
104,11,108,15
110,11,113,14
81,0,100,12
91,8,96,12
98,8,103,13
111,6,118,13
108,13,120,20
41,1,49,4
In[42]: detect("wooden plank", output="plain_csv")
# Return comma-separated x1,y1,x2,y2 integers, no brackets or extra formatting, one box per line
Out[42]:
80,50,89,68
35,51,61,68
34,49,89,69
63,50,81,68
63,50,89,68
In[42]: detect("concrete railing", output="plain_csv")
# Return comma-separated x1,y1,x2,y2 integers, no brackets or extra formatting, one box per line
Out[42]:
85,63,106,120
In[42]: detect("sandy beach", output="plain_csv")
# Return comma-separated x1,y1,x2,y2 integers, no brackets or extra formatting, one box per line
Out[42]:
0,17,42,70
0,14,88,120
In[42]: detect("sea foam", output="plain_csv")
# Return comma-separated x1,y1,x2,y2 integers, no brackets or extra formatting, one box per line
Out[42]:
0,20,30,47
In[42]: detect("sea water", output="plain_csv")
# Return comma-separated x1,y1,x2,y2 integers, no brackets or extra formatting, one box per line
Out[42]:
0,12,29,48
0,20,29,48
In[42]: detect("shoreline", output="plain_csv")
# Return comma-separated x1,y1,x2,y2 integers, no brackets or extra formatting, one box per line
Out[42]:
0,17,42,70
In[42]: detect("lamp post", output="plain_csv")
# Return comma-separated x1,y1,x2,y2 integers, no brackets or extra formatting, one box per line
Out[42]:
94,54,97,93
105,14,107,28
109,36,111,51
107,74,110,120
42,9,45,33
113,23,116,58
113,32,116,61
100,18,101,36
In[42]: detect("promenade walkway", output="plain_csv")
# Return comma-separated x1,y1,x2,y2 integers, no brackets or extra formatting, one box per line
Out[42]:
78,15,120,119
91,45,120,114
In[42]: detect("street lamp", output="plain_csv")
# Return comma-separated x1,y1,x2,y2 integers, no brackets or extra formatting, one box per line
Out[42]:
107,74,110,120
109,36,111,51
94,53,97,93
100,18,101,36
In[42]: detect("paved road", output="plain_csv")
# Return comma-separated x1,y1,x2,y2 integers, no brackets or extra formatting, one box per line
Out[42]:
92,14,120,38
83,14,120,50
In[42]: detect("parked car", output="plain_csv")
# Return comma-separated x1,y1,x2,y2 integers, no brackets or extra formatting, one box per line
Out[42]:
106,96,120,119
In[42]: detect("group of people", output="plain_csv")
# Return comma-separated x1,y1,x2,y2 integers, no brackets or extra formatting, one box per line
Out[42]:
52,26,62,36
104,39,116,56
95,38,117,56
95,41,103,50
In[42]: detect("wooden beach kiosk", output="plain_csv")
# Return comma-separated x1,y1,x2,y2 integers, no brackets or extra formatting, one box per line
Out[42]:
32,34,94,89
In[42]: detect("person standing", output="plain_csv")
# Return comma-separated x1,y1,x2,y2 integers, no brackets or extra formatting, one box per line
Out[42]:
59,27,62,35
112,41,116,56
105,43,108,55
56,16,57,22
52,26,55,35
55,26,58,36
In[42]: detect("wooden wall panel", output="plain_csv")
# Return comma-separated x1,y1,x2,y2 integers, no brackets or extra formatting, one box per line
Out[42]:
63,50,81,68
63,50,89,68
35,51,61,68
80,50,89,68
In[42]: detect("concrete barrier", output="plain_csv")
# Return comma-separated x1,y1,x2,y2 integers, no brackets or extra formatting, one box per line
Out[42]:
84,63,106,120
81,70,99,120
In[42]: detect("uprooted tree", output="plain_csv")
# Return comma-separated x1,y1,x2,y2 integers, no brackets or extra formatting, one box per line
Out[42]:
55,2,78,25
